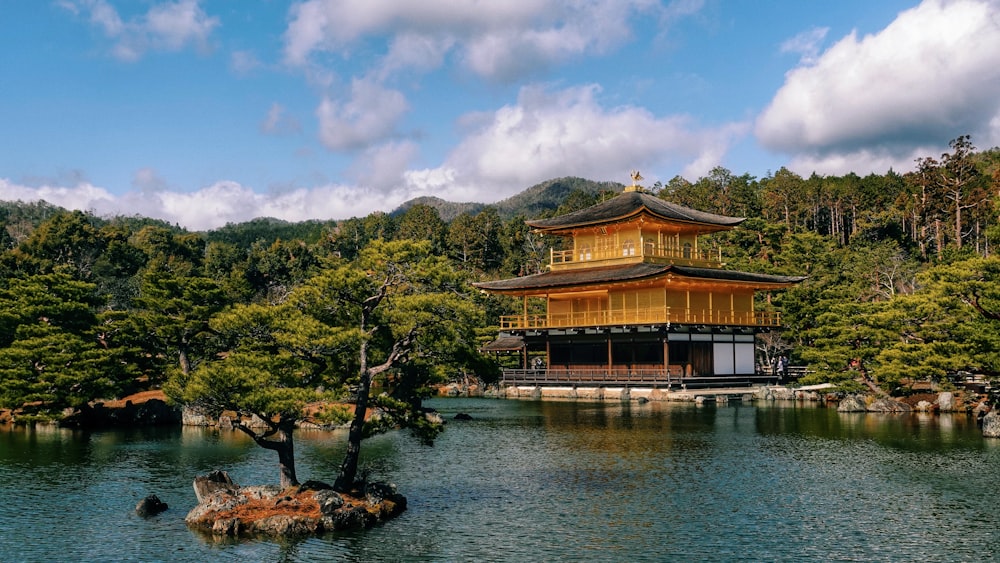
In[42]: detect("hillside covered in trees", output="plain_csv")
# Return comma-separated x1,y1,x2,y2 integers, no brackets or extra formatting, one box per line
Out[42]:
2,136,1000,422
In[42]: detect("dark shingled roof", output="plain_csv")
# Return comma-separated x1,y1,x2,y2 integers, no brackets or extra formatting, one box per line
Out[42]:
671,265,807,285
526,190,745,231
474,263,670,291
480,334,525,351
473,263,806,292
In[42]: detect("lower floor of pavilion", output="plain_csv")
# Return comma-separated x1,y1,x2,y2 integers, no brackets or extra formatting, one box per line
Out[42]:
483,324,785,388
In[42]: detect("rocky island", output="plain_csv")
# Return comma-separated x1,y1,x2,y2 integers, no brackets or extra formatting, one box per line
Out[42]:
185,470,406,537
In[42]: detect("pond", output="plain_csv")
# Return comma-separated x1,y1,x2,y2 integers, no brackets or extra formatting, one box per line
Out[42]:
2,398,999,562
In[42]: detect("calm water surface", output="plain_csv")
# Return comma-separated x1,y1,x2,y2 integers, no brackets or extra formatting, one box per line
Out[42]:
2,398,999,562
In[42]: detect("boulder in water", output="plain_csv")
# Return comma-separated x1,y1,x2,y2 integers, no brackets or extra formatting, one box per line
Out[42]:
936,392,955,412
982,410,1000,438
837,394,868,412
193,470,238,503
136,494,168,517
867,398,912,413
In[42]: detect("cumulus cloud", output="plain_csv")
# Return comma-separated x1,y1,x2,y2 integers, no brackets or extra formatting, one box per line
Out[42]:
131,167,169,193
0,177,411,231
404,83,747,202
283,0,664,81
62,0,219,61
0,178,117,212
378,33,455,80
346,141,420,190
316,78,409,150
756,0,1000,175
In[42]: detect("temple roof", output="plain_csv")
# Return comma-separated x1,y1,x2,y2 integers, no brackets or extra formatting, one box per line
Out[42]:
473,262,806,293
525,190,745,232
480,334,525,351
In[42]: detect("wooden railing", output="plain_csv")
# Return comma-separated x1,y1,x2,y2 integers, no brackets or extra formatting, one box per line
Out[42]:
498,308,781,330
500,368,781,388
551,240,722,268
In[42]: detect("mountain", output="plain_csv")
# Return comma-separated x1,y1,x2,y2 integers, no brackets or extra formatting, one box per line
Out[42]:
393,177,623,222
390,196,485,222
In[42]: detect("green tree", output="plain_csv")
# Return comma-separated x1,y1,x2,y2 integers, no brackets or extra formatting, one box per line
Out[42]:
167,302,349,487
761,167,807,228
446,208,503,273
394,204,447,251
18,210,106,278
245,238,319,302
129,268,228,381
291,240,487,492
0,271,131,417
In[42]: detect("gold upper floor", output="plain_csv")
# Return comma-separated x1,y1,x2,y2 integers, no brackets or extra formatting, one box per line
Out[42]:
549,227,722,271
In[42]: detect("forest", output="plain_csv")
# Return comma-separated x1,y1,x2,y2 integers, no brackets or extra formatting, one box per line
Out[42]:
2,135,1000,427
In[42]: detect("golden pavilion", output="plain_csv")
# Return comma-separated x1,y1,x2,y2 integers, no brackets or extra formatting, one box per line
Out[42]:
474,177,805,387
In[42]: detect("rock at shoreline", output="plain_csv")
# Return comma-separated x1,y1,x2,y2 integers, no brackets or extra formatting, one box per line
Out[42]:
867,398,912,413
837,394,868,412
936,392,955,413
982,410,1000,438
185,473,406,537
136,494,168,517
193,470,239,503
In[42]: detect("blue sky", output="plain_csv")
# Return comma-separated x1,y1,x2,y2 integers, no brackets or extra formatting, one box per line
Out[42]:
3,0,999,230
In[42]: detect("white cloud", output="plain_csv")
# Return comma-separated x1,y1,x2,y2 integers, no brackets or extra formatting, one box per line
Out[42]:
283,0,666,81
64,0,219,61
405,83,747,202
0,178,116,212
346,141,420,190
0,177,409,231
379,33,455,80
316,78,409,150
756,0,1000,175
779,26,829,65
131,167,169,193
260,103,302,135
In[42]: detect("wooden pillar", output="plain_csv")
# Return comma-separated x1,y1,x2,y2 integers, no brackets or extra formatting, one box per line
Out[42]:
663,337,669,377
607,335,613,373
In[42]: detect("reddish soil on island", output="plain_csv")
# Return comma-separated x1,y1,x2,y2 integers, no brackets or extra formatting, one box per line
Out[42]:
101,390,168,408
217,490,324,522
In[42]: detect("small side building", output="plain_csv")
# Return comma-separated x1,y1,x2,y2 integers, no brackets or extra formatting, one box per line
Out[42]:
474,180,805,388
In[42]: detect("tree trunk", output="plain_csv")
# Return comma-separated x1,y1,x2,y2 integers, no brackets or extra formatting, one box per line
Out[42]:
237,418,299,488
954,191,963,249
273,425,298,489
334,370,372,492
178,347,190,376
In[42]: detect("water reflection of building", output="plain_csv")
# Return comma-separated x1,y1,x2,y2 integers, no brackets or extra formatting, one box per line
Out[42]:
475,179,805,388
